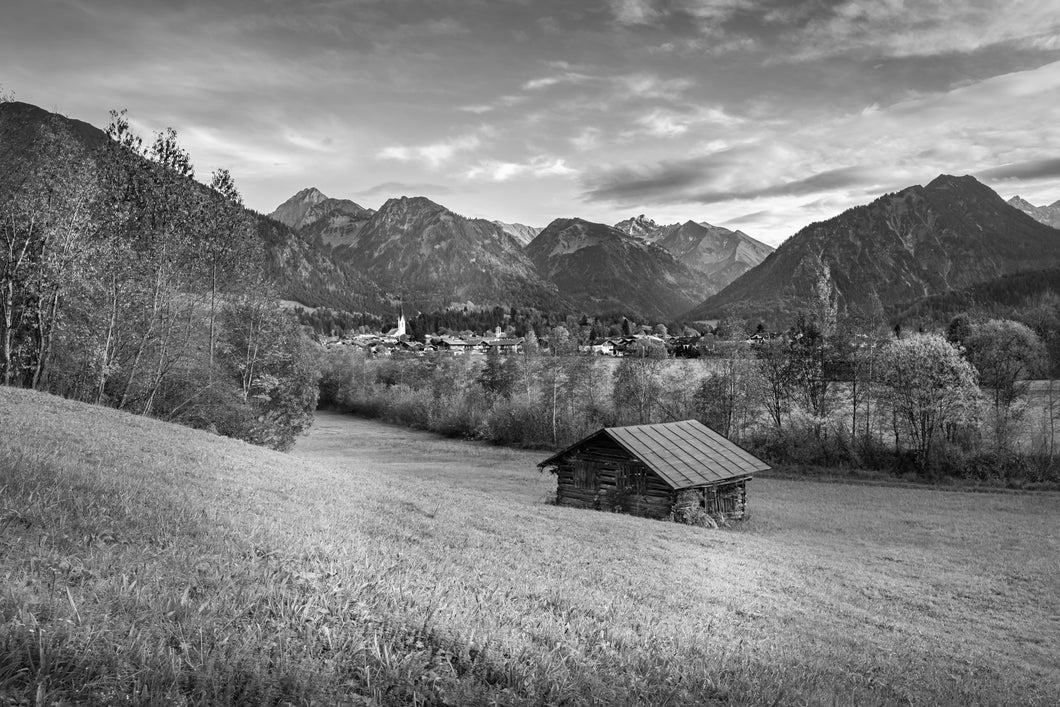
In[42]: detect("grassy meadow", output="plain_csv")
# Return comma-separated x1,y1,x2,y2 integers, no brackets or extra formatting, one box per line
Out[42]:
1,387,1059,705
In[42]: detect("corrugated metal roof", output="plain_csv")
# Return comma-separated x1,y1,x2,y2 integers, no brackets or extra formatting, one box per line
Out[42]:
538,419,769,489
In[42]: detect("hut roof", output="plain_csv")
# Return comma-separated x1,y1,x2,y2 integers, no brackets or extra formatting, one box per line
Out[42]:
538,419,769,489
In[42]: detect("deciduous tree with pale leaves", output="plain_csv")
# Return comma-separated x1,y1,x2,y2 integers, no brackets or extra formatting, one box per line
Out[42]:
877,333,980,472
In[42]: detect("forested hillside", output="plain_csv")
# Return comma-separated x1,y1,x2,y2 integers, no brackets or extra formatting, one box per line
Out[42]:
0,100,321,448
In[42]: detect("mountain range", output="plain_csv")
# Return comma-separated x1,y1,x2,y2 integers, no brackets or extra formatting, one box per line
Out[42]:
647,220,772,290
335,195,564,311
526,218,709,320
609,216,774,291
1008,195,1060,229
687,175,1060,324
269,187,764,318
7,100,1060,327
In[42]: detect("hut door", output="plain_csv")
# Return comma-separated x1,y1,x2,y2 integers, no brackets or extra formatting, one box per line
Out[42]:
617,462,647,513
704,484,741,518
703,487,718,515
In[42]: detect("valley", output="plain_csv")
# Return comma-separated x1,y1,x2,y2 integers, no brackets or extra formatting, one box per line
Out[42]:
5,5,1060,706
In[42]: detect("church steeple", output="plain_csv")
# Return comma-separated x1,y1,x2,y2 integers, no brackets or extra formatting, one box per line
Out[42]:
396,303,406,338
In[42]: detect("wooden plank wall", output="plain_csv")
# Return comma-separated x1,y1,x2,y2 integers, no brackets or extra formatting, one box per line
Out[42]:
553,437,674,519
671,481,748,522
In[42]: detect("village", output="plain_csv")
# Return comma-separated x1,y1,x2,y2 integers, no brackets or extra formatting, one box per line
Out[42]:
315,312,777,358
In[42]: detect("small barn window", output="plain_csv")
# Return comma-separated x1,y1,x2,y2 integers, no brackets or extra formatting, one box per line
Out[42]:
573,460,597,489
617,463,646,494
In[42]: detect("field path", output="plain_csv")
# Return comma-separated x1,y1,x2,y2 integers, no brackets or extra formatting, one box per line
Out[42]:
293,410,555,502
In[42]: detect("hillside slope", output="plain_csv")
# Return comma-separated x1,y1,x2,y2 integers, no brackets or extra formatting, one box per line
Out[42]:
0,101,378,313
891,267,1060,324
493,220,541,246
1,386,1057,705
687,175,1060,323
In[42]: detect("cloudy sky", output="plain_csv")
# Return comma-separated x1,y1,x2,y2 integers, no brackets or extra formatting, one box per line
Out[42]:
3,0,1060,245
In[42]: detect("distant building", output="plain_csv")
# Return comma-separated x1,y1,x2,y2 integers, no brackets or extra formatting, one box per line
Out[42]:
435,336,473,354
486,337,524,354
587,340,617,356
386,311,407,338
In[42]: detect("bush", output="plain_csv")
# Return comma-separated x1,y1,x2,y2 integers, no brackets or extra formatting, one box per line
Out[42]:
318,347,367,409
670,491,719,528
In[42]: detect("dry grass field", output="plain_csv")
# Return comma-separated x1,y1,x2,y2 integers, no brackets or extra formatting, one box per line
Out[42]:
1,387,1058,705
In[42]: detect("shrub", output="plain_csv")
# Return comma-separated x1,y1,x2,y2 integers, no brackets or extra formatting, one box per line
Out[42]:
670,490,718,528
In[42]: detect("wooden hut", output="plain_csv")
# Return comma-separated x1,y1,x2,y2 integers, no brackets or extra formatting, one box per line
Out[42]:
538,420,769,522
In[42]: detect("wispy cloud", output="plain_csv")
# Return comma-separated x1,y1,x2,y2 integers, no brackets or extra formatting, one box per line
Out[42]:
459,95,525,114
521,71,594,91
609,0,660,26
583,154,889,206
570,127,602,151
632,106,745,137
978,158,1060,182
379,132,485,168
356,181,456,198
773,0,1060,62
465,156,578,182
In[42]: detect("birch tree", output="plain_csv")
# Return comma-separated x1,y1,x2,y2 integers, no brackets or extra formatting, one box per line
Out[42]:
0,124,96,388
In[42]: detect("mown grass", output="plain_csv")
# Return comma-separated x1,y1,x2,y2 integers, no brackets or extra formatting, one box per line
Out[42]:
1,388,1058,705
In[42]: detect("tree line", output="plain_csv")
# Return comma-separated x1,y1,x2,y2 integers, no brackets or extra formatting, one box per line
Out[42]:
0,103,319,449
320,281,1060,486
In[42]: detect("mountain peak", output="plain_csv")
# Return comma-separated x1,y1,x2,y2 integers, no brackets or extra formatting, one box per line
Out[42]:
614,214,662,238
925,174,991,193
269,187,330,228
377,195,447,215
295,186,326,199
269,187,373,230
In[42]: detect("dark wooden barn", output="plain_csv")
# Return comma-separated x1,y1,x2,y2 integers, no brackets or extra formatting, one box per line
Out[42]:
538,420,770,522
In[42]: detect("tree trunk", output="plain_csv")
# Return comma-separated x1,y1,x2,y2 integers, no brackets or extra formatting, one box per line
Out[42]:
1,279,13,386
95,273,120,404
208,264,218,383
1,212,37,387
30,287,61,390
119,258,166,409
551,372,559,445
